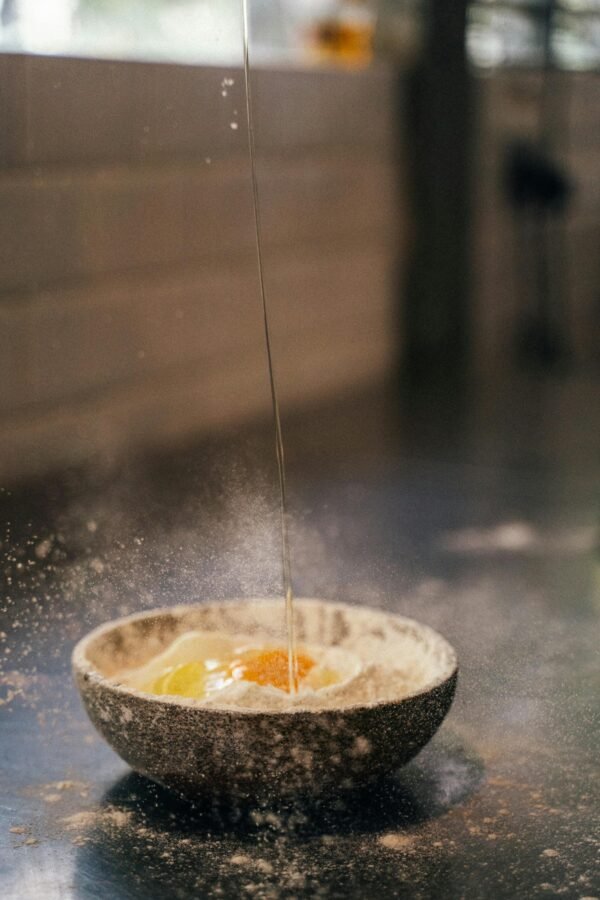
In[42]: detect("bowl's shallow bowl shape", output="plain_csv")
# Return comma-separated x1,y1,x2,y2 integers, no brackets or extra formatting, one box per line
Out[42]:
72,599,458,801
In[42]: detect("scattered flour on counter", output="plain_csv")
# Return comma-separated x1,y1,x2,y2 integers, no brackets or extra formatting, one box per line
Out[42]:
60,806,133,833
378,833,417,851
29,779,88,798
229,855,274,874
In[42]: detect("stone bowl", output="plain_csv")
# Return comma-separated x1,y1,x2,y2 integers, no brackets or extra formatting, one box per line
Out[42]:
72,599,458,802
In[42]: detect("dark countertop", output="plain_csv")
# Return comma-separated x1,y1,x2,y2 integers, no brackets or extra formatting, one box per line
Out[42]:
1,377,599,899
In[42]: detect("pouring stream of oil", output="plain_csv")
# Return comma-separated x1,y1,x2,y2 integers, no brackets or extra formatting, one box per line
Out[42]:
241,0,299,694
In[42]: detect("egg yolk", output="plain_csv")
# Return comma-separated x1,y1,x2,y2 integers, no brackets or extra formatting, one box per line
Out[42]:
151,661,208,697
228,648,315,692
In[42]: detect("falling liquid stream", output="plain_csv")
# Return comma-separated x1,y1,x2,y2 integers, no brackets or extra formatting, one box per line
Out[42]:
240,0,299,694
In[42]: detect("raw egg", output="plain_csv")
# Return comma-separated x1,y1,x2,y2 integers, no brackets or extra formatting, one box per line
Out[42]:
120,630,360,703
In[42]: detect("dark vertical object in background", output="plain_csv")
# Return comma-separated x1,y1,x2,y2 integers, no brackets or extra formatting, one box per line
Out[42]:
505,140,572,369
400,0,473,386
505,0,574,370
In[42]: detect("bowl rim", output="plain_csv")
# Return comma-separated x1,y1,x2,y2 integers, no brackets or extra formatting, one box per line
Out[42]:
72,598,459,718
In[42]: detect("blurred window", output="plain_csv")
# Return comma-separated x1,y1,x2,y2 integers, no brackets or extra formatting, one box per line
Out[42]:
0,0,244,64
1,0,598,70
468,0,600,69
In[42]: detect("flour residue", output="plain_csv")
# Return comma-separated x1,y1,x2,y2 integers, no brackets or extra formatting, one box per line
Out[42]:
112,620,442,711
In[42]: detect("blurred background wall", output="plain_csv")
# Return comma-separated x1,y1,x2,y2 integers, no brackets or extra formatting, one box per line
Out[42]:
0,0,598,484
0,59,399,482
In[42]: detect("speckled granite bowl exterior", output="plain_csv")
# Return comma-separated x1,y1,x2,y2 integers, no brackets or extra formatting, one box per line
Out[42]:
72,599,458,801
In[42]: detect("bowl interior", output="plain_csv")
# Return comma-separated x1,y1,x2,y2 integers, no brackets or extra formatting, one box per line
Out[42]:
78,599,457,708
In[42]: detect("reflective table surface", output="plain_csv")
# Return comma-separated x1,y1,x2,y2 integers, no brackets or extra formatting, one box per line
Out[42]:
1,378,599,899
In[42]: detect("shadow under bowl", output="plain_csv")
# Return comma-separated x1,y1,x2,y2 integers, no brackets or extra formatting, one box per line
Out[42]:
72,599,458,802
